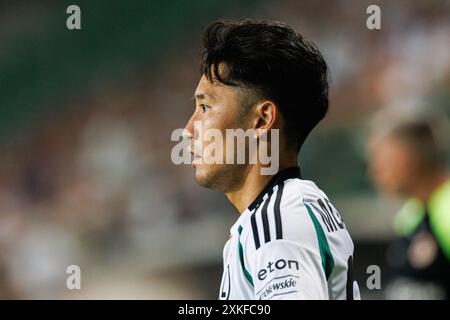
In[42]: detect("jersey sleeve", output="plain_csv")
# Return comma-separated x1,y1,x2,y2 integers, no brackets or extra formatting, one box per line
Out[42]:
247,190,330,300
251,239,328,300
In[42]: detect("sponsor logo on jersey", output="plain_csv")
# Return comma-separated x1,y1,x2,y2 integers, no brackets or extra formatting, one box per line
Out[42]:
257,275,299,299
257,258,300,281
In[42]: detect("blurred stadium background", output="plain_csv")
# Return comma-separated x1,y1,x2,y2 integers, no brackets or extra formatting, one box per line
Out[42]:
0,0,449,299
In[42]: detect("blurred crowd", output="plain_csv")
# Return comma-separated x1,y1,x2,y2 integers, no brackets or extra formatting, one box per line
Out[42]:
0,0,449,298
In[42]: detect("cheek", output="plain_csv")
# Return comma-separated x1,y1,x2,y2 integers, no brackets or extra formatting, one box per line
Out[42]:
200,109,239,149
371,151,391,174
377,151,413,185
194,112,227,164
213,109,238,129
386,164,407,187
201,109,231,131
370,152,396,182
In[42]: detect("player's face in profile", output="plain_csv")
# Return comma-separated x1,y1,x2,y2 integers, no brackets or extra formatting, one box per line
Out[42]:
368,136,419,197
184,74,252,191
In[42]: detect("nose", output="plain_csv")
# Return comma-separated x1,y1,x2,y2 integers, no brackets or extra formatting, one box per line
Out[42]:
184,113,199,155
184,112,196,140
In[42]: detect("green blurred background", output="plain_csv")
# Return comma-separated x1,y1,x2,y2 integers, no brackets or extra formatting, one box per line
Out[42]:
0,0,449,298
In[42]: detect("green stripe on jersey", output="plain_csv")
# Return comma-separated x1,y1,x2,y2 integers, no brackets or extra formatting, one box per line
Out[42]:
304,202,335,280
238,225,254,286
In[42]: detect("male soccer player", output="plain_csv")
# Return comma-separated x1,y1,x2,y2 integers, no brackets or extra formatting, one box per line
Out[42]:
368,116,450,299
184,20,360,300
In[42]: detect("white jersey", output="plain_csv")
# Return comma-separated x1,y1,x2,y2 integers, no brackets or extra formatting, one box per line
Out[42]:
219,167,360,300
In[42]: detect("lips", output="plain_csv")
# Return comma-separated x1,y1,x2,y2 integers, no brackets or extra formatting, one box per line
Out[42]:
187,143,202,165
192,153,202,165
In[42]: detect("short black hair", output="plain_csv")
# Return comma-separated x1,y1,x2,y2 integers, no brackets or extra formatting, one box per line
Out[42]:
201,19,329,151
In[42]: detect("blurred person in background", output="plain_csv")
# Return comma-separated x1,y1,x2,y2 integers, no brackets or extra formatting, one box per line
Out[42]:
368,114,450,299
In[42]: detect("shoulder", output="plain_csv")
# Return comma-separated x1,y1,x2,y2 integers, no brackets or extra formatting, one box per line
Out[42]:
240,178,327,253
278,178,330,243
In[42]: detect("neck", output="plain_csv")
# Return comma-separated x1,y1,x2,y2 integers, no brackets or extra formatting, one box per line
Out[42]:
226,157,298,214
411,170,449,203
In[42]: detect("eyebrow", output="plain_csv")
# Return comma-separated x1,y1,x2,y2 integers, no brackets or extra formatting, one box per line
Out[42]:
192,93,215,101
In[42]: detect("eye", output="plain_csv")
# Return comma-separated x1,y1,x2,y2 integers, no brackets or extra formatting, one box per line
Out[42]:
200,104,210,113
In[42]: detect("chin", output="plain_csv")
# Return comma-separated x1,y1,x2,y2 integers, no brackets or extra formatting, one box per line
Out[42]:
193,165,215,189
193,164,228,191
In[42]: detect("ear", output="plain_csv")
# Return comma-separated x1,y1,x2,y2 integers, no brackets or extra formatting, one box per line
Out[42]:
253,100,277,139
